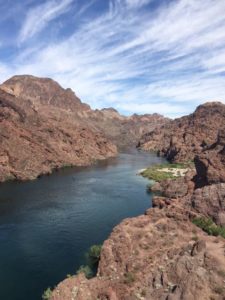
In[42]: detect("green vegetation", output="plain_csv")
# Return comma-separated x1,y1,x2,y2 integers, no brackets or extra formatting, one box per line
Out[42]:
87,244,102,265
42,287,52,300
5,174,15,182
76,265,93,279
124,272,136,284
76,244,102,279
141,167,176,181
140,162,194,182
61,163,73,169
192,217,225,238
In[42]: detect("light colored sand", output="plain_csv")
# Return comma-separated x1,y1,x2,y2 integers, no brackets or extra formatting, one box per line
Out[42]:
159,167,189,177
138,168,147,174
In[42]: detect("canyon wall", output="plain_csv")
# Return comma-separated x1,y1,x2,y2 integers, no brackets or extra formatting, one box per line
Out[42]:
0,75,167,182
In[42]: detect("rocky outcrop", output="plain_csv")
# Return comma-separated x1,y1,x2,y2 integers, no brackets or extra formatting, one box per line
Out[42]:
0,75,168,182
0,76,117,182
51,194,225,300
191,183,225,226
139,102,225,162
194,129,225,186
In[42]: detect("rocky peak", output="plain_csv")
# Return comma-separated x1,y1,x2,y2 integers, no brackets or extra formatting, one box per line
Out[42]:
2,75,90,112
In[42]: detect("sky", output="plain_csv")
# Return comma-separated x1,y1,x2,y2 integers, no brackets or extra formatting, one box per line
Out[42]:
0,0,225,118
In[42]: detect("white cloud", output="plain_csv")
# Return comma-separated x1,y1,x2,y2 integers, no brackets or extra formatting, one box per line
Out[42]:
125,0,152,8
18,0,74,43
1,0,225,118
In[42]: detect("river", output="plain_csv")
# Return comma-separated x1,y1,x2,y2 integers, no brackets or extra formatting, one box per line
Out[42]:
0,149,165,300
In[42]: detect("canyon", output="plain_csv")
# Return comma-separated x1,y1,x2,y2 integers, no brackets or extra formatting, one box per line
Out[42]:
0,74,225,300
51,102,225,300
0,75,167,182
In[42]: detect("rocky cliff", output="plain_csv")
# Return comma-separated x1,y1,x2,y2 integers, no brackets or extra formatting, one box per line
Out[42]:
0,83,117,182
138,102,225,162
0,75,167,182
51,103,225,300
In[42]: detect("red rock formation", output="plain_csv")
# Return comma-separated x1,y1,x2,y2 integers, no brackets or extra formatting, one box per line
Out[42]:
195,129,225,186
0,75,168,182
139,102,225,162
51,195,225,300
0,76,117,182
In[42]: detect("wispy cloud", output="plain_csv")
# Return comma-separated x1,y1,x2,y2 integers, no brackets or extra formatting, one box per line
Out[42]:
18,0,74,43
125,0,152,8
1,0,225,118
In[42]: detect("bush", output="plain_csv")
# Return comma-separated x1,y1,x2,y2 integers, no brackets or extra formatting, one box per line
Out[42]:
192,217,225,238
76,265,93,279
87,244,102,266
42,287,52,300
76,244,102,279
124,272,136,284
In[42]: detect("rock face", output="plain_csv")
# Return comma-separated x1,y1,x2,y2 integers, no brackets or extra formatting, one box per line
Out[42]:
87,109,168,150
194,129,225,186
0,75,168,182
139,102,225,162
0,83,117,182
51,129,225,300
51,193,225,300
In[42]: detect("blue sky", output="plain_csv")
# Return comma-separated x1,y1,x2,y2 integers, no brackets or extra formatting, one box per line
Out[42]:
0,0,225,118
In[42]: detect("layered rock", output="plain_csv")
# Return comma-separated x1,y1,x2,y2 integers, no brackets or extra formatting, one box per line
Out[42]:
139,102,225,162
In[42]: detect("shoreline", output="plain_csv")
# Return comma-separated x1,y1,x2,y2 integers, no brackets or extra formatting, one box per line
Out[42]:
50,151,225,299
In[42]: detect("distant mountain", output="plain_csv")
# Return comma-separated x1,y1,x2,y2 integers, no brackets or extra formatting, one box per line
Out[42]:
138,102,225,162
0,75,168,182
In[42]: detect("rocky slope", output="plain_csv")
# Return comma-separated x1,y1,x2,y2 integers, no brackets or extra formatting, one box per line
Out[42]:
51,108,225,300
0,75,167,182
138,102,225,162
0,85,117,182
86,108,168,150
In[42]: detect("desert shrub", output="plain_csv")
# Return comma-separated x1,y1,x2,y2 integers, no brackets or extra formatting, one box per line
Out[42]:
87,244,102,266
42,287,52,300
76,265,93,279
76,244,102,279
192,217,225,238
124,272,136,284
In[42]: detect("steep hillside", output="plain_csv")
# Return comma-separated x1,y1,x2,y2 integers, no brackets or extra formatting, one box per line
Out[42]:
139,102,225,162
0,85,117,182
